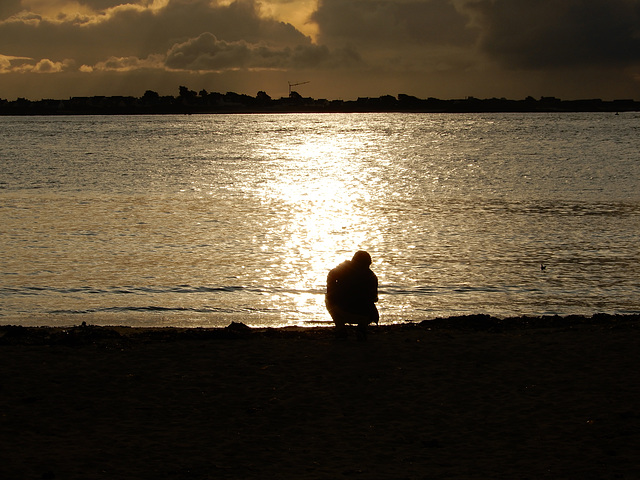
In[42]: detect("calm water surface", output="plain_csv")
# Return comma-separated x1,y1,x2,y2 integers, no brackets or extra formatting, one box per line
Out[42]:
1,113,639,327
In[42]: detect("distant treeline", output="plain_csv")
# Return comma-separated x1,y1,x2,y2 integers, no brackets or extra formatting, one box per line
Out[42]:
2,86,639,115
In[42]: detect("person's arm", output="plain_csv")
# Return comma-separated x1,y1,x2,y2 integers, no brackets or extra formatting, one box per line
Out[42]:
370,272,379,303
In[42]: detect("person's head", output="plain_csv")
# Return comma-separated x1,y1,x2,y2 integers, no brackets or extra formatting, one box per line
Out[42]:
352,250,372,267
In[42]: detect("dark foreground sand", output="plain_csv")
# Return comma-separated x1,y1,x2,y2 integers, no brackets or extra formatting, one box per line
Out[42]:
1,314,639,480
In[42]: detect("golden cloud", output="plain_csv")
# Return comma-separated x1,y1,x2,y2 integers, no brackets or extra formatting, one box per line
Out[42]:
89,53,165,71
0,54,73,73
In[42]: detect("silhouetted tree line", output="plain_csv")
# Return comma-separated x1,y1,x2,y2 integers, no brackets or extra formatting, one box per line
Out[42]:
1,86,638,115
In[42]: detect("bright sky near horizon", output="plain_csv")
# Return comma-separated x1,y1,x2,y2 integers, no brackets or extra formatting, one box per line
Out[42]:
1,0,639,101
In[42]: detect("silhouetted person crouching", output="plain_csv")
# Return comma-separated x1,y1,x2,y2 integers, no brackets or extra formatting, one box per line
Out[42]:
326,251,379,339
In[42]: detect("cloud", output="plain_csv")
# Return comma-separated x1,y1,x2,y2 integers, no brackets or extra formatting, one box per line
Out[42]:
0,0,22,21
16,0,156,19
313,0,640,72
165,33,253,70
458,0,640,68
259,0,318,38
309,0,481,75
0,54,27,72
313,0,476,47
0,0,310,66
88,53,165,72
77,31,361,73
30,58,68,73
164,32,361,71
0,54,74,73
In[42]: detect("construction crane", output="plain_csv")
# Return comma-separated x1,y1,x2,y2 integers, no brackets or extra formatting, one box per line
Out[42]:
288,81,310,97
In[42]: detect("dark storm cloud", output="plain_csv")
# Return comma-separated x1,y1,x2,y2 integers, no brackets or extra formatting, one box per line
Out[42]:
164,32,361,70
165,33,253,70
313,0,640,70
459,0,640,68
313,0,476,47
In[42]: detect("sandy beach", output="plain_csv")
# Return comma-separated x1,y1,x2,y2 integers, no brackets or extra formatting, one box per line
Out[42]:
1,314,639,479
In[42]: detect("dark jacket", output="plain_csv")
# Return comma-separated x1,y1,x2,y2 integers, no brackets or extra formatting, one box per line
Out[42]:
326,260,378,315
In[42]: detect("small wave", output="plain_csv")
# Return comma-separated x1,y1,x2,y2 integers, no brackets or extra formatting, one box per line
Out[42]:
379,284,541,296
135,285,246,294
1,284,249,297
48,305,238,315
380,285,437,295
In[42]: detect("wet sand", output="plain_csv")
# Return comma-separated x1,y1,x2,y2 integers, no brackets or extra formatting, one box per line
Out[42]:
1,314,639,479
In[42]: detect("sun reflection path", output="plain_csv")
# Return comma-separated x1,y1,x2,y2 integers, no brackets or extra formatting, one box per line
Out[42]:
255,130,384,324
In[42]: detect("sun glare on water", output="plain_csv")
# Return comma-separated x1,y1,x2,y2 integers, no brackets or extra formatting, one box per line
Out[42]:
253,125,384,323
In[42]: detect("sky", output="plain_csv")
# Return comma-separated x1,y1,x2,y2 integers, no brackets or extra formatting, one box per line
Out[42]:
1,0,640,101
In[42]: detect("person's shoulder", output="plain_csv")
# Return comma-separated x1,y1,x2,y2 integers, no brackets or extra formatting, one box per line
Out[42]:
329,260,351,275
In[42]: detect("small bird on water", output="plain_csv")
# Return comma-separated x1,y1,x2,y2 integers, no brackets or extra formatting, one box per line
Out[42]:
540,263,547,271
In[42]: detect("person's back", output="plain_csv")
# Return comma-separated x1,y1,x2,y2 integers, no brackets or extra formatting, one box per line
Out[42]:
326,251,379,338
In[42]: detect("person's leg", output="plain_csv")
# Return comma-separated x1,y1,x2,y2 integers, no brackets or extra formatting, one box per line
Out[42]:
356,305,379,340
326,301,368,338
326,300,347,337
370,304,379,324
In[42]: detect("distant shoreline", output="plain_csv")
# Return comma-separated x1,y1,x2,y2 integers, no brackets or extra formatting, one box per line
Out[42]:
2,91,639,115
